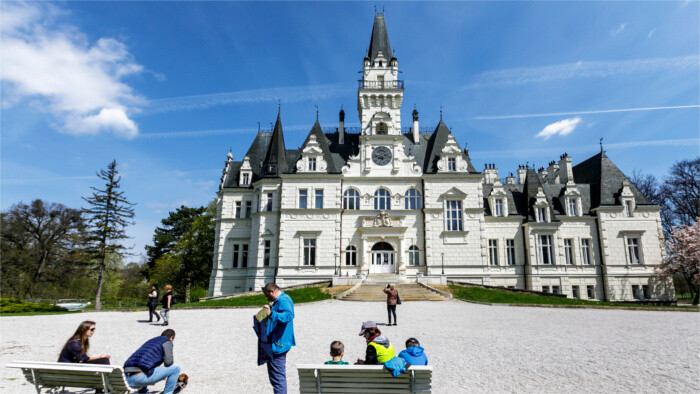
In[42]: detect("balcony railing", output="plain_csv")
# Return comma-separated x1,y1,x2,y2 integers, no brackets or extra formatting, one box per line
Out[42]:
358,80,404,89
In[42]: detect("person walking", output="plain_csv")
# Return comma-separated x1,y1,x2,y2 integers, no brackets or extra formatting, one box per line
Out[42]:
160,285,173,326
58,321,111,364
384,284,399,326
123,329,182,394
147,285,160,323
261,283,295,394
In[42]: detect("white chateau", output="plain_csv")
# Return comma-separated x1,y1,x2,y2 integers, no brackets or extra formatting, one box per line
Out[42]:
208,14,674,302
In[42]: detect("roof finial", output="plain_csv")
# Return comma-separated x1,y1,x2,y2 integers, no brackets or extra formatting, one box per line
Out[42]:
270,122,273,131
374,5,377,14
257,122,260,132
382,5,385,13
315,105,319,121
278,99,281,112
599,137,604,153
440,106,443,120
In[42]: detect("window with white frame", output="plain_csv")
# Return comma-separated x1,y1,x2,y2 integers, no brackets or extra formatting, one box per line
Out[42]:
568,198,578,216
538,235,554,265
345,245,357,266
241,244,249,267
494,199,504,217
572,285,580,298
232,244,239,268
405,189,421,210
581,239,592,265
235,201,242,218
445,200,463,231
374,189,391,210
586,285,595,299
303,238,316,266
263,240,271,266
266,193,273,212
488,240,499,266
537,207,547,223
299,189,308,209
542,286,550,293
408,245,420,266
506,239,516,265
242,173,250,185
448,157,456,172
245,201,252,218
308,157,317,171
564,239,574,265
343,189,360,210
315,189,324,209
552,285,560,294
627,237,641,264
625,200,633,217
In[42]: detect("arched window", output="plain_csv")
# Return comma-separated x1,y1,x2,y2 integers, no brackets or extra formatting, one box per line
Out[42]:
376,122,388,135
408,245,420,266
405,189,422,210
343,189,360,210
345,245,357,266
374,188,391,210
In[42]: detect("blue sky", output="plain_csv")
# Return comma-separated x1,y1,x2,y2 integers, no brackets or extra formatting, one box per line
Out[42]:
2,1,698,261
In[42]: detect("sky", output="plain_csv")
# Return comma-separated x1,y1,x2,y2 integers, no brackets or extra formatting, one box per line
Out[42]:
2,1,698,262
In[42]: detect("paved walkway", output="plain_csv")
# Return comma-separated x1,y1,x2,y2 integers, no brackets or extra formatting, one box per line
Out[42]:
2,300,698,393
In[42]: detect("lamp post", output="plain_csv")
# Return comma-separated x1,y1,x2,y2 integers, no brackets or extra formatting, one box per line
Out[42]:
441,252,445,275
334,253,339,276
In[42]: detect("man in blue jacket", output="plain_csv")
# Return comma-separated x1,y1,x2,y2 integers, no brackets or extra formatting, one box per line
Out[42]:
398,337,428,365
261,283,296,394
124,329,182,394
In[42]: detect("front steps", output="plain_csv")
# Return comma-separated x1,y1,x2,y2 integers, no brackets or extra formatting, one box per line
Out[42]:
337,283,449,302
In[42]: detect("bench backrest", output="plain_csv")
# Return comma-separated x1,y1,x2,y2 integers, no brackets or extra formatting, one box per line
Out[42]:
6,361,134,393
297,364,432,393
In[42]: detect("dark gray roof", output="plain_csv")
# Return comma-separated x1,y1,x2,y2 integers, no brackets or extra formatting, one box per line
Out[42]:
420,120,477,174
572,151,651,207
367,14,393,62
291,120,340,173
260,111,287,178
483,183,525,216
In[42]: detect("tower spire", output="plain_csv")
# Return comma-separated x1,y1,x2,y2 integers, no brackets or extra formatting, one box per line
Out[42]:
367,12,393,62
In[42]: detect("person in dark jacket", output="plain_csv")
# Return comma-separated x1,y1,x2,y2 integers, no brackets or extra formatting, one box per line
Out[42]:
355,321,408,377
384,284,399,326
124,329,181,394
160,284,173,326
147,285,160,323
58,320,110,364
398,337,428,365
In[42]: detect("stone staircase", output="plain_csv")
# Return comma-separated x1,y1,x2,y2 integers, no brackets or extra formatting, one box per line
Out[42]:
338,282,449,302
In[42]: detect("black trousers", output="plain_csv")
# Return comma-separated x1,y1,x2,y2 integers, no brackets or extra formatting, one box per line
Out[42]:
148,304,160,322
84,357,110,365
387,305,397,324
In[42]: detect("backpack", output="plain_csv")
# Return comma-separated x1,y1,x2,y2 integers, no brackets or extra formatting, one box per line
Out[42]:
171,295,177,305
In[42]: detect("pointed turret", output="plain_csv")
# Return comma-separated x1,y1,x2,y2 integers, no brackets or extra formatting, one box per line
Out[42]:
367,13,393,63
261,110,288,177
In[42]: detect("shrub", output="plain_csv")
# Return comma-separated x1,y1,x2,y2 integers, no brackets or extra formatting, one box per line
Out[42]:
0,298,67,314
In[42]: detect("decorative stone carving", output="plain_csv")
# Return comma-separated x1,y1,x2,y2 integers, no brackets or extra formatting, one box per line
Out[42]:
373,210,392,227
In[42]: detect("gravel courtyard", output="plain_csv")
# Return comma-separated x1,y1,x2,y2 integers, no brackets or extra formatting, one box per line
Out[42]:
2,300,698,393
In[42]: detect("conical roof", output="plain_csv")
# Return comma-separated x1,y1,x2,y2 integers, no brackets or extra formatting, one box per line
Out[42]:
367,14,393,62
261,111,287,178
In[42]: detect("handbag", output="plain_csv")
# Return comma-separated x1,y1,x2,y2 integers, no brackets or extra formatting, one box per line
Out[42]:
396,292,402,305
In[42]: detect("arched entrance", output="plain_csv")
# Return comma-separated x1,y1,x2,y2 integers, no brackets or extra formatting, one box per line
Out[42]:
370,242,395,274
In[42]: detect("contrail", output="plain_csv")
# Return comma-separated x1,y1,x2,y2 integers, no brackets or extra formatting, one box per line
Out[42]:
474,104,700,120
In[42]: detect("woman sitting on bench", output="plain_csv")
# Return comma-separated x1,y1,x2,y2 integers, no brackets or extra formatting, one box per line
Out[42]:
58,320,111,364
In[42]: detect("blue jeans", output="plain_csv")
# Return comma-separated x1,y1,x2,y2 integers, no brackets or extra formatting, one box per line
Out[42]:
126,365,181,394
267,352,287,394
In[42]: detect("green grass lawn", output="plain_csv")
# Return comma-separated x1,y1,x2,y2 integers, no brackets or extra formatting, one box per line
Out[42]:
448,285,698,309
174,286,332,308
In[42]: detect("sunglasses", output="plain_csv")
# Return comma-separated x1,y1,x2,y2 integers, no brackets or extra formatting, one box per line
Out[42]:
89,328,96,332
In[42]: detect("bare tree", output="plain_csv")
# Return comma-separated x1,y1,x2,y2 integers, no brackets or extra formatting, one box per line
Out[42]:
83,160,135,310
660,158,699,228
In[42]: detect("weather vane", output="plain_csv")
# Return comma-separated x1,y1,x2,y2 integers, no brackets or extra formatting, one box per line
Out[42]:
315,105,319,120
600,137,604,152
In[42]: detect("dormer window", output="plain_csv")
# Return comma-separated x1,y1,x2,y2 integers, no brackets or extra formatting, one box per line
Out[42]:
379,61,383,67
537,207,547,223
625,200,633,217
308,157,316,171
568,198,578,216
448,158,456,172
242,173,250,185
494,199,504,217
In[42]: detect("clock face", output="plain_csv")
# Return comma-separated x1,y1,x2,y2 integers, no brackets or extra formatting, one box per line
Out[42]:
372,146,392,166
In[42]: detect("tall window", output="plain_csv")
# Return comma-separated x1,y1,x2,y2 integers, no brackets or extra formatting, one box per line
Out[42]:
627,237,641,264
345,246,357,266
266,193,273,212
564,239,574,265
632,285,641,300
315,189,324,209
625,200,633,217
299,189,308,209
581,239,592,265
445,200,463,231
572,285,580,299
506,239,516,265
488,240,499,266
374,189,391,210
232,244,239,268
552,285,560,295
586,285,595,299
376,122,388,135
308,157,316,171
242,173,250,185
537,207,547,222
303,238,316,266
235,201,242,218
241,244,248,268
568,198,578,216
494,199,504,217
448,158,456,172
539,235,554,265
343,189,360,210
408,245,420,266
642,285,650,299
256,194,261,213
263,240,271,266
245,201,252,218
405,189,421,210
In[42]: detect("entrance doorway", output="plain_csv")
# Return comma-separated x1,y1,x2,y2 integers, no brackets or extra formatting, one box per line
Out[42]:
370,242,395,274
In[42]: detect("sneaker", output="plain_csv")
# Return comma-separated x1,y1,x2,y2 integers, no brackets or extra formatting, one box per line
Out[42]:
173,381,186,393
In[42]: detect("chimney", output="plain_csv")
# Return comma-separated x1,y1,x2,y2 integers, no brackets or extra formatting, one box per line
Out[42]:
547,160,560,183
558,153,573,183
338,108,345,145
483,163,499,184
538,166,548,180
517,165,527,184
412,108,419,144
506,172,516,185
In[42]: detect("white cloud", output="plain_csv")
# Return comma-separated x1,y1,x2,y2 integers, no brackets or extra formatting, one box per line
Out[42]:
535,117,582,140
648,28,657,38
474,104,700,120
0,2,145,137
611,23,626,36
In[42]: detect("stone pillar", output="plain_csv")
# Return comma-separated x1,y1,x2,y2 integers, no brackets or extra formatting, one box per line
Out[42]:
397,236,406,275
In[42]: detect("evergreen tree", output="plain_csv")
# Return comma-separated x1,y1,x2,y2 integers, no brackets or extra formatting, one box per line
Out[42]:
82,160,135,310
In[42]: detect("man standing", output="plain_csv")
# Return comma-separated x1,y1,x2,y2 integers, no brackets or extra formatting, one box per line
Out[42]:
124,329,182,394
147,285,160,323
261,283,295,394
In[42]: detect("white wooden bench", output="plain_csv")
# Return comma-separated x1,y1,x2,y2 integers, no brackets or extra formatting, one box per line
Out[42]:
297,364,432,393
6,361,136,393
